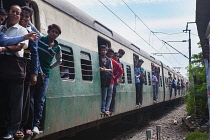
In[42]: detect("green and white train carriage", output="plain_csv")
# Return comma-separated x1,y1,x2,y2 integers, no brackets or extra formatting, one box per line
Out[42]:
27,0,187,137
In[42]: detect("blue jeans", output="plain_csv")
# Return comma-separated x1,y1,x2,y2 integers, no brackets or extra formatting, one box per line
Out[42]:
31,75,49,127
101,84,114,112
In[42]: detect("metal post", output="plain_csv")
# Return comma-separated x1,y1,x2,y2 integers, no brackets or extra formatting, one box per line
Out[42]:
146,129,153,140
188,30,191,66
156,125,162,140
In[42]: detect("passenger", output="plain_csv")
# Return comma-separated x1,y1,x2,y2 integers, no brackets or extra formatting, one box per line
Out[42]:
118,49,125,60
181,79,185,95
0,8,38,48
177,79,181,95
137,59,144,105
155,67,160,101
168,74,173,99
17,6,39,137
152,72,158,103
99,46,113,116
186,81,189,93
117,49,125,82
134,65,141,107
0,5,29,139
173,77,177,96
107,50,123,114
31,24,62,134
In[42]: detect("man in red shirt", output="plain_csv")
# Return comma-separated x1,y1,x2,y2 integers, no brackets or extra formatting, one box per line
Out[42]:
106,49,123,115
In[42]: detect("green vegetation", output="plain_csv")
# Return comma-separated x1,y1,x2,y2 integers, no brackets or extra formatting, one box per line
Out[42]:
185,131,208,140
185,44,208,119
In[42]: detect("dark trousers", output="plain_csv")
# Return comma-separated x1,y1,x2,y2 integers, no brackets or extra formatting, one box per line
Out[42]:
169,85,172,98
174,86,177,96
0,79,24,135
135,83,141,105
20,62,33,130
139,83,143,105
109,84,118,112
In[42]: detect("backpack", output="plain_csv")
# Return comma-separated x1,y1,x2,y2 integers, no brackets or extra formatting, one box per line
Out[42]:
100,57,112,87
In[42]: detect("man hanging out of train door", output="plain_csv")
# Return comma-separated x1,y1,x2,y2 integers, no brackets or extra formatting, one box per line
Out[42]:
106,49,123,115
152,72,158,103
137,59,145,106
99,45,113,116
168,74,173,99
31,24,62,134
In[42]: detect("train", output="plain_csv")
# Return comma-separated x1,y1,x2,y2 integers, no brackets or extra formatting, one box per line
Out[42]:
4,0,188,139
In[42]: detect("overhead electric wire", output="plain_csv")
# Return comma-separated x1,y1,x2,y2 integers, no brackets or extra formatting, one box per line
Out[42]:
121,0,183,64
98,0,175,66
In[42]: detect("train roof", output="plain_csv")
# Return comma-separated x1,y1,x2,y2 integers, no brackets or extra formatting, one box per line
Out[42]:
43,0,162,65
196,0,210,60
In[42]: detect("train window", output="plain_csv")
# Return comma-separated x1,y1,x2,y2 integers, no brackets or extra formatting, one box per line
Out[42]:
144,71,147,85
148,72,151,86
120,64,125,84
80,51,93,81
126,65,132,84
59,46,75,80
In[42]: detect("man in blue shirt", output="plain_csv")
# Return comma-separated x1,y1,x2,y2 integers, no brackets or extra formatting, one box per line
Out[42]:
0,8,38,48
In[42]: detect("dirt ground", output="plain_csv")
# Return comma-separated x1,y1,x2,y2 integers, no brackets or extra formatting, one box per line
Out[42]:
116,104,189,140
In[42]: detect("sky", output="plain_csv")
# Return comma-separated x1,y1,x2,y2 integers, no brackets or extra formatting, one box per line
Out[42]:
66,0,200,77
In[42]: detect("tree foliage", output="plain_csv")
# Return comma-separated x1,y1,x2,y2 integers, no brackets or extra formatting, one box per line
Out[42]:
185,43,208,119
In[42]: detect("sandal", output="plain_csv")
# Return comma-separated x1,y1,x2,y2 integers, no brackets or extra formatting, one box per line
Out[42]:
25,129,33,137
15,130,24,138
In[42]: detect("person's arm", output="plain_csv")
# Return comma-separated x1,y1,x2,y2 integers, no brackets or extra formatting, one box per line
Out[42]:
50,50,62,69
29,40,39,86
100,67,112,72
0,43,25,53
0,32,38,46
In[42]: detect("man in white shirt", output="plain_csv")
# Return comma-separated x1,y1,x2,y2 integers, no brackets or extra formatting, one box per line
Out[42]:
0,5,28,140
0,6,28,57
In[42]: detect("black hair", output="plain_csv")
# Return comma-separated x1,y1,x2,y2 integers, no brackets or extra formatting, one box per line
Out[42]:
107,48,114,53
48,24,61,35
0,8,7,16
21,6,33,17
114,52,118,55
118,49,125,55
99,45,107,51
138,59,144,63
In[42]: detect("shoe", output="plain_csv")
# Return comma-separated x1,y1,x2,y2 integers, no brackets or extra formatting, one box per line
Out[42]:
2,134,14,140
32,127,39,135
135,105,139,108
104,111,110,116
25,130,33,137
15,130,24,139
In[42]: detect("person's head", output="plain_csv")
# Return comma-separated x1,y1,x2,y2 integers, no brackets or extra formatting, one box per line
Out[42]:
0,8,7,25
152,72,155,75
113,52,119,61
118,49,125,58
7,5,21,25
138,59,144,66
99,45,107,56
155,67,159,71
47,24,61,40
19,6,33,28
107,48,114,58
